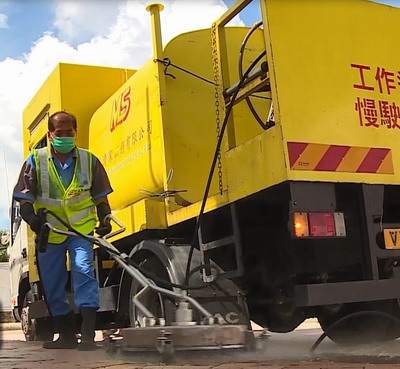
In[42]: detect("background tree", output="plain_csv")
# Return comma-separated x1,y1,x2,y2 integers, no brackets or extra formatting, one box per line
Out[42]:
0,230,9,262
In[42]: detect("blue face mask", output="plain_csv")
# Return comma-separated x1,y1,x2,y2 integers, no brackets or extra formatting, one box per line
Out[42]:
51,136,76,154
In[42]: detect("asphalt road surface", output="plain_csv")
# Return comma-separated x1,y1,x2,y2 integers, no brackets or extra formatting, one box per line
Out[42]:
3,320,400,368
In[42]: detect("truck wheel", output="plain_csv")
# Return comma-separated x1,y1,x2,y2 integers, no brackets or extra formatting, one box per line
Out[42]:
129,256,175,327
21,291,53,342
250,301,305,333
317,300,400,344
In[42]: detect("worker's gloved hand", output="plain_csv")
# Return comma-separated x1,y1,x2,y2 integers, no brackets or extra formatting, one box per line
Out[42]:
96,218,111,237
95,202,112,237
20,202,42,234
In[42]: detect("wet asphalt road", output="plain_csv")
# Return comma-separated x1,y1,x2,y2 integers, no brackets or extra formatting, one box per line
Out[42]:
3,321,400,368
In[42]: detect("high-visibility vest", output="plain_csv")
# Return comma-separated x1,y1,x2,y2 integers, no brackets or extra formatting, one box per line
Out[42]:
33,147,96,244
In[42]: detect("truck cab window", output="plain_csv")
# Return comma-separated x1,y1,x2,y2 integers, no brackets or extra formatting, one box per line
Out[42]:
34,135,47,149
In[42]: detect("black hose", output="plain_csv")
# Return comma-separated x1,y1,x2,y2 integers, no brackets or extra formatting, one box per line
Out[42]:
238,21,263,77
238,21,273,130
124,256,209,291
211,281,249,323
41,209,208,291
43,209,105,248
184,50,267,287
310,310,400,353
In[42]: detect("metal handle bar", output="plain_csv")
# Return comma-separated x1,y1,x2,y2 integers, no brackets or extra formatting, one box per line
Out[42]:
45,221,214,322
105,214,126,239
45,214,125,242
44,216,123,255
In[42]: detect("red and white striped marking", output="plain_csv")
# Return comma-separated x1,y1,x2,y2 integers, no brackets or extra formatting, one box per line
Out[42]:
287,142,393,174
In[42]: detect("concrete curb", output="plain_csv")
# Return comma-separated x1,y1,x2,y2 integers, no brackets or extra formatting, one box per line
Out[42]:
0,311,13,322
0,322,21,331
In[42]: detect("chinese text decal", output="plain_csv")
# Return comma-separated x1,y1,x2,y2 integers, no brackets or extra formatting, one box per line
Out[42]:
351,63,400,129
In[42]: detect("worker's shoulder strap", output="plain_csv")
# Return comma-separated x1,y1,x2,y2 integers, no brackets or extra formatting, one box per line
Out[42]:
76,148,93,189
34,147,51,197
77,148,91,177
33,147,48,162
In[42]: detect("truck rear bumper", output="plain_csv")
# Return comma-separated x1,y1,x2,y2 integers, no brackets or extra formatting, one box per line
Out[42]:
295,278,400,307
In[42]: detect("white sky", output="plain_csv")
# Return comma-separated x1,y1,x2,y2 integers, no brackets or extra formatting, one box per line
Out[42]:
0,0,399,230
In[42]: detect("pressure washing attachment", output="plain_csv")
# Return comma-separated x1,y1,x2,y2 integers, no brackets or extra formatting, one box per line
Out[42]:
37,210,250,357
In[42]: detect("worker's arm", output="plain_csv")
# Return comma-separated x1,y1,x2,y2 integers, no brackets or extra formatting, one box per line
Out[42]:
19,201,42,234
91,154,113,237
14,155,41,234
95,198,112,236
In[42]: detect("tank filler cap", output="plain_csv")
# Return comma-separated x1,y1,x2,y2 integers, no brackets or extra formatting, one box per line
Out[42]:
146,3,164,12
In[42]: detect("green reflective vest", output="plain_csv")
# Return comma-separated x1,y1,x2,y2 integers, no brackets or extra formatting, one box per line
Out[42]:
33,147,96,244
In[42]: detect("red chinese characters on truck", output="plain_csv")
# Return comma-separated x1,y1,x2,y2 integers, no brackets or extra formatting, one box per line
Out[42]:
351,63,400,129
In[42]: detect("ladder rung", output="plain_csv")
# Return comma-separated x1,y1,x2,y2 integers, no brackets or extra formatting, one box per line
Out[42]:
201,236,235,251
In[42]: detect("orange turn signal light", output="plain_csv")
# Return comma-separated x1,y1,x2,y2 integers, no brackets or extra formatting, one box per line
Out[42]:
294,212,309,237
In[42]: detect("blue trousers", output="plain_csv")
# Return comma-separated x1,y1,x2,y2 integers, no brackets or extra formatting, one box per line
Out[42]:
37,236,99,317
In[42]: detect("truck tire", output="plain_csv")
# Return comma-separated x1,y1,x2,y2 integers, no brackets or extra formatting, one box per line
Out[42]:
250,300,305,333
129,256,175,327
21,291,53,342
317,300,400,344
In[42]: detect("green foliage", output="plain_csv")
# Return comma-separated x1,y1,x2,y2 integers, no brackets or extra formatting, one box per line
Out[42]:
0,230,9,262
0,248,8,262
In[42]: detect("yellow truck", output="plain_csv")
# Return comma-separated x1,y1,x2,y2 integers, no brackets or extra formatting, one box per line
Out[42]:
9,0,400,345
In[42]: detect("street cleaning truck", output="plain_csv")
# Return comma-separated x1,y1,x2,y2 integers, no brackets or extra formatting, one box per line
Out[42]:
9,0,400,348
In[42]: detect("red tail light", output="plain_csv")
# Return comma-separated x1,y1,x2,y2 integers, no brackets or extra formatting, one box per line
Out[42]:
293,212,346,238
308,212,335,237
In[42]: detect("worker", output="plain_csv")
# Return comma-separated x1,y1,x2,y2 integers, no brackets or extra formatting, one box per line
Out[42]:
13,111,113,351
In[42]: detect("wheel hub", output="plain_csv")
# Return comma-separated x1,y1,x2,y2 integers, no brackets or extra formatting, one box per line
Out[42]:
21,307,33,338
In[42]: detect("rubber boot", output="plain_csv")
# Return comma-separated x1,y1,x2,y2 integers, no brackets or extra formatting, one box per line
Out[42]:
42,311,78,349
78,307,97,351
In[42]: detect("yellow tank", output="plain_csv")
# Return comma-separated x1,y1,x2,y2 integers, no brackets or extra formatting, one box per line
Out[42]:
88,25,267,236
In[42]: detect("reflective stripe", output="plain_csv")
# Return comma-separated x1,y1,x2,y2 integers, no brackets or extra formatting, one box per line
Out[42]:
38,149,50,197
78,149,90,189
36,196,63,207
69,206,95,224
65,190,91,205
34,147,96,244
47,214,64,227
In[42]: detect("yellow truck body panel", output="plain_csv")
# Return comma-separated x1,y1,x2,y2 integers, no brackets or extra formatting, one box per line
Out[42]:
215,0,400,204
264,0,400,184
23,63,135,157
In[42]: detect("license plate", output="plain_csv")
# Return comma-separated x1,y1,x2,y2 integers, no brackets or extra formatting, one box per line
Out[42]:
384,229,400,249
